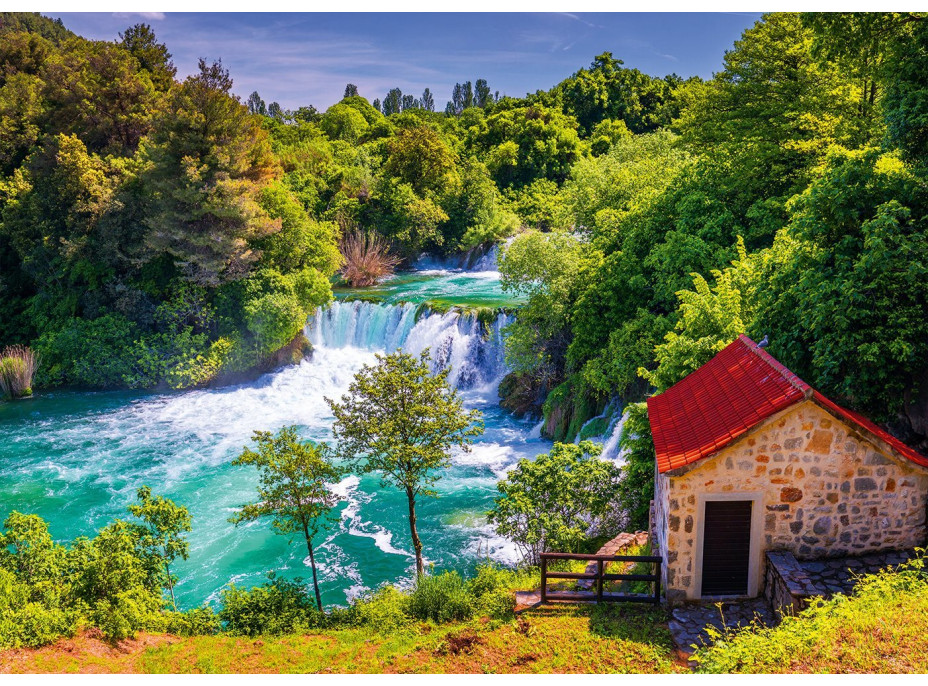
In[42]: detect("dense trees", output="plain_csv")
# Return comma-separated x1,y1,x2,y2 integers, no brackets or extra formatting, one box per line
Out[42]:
3,10,928,471
491,11,928,521
0,18,339,390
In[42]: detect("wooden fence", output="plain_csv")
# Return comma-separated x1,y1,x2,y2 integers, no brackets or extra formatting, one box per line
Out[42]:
539,552,662,604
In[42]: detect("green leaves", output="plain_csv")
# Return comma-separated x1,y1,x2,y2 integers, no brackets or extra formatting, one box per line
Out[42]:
487,441,621,563
231,426,343,609
231,427,343,540
328,350,484,575
328,350,483,495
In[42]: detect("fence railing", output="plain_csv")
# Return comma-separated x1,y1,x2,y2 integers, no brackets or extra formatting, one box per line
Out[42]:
539,552,662,604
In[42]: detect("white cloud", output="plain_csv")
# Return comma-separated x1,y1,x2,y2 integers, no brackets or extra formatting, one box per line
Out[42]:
112,12,166,21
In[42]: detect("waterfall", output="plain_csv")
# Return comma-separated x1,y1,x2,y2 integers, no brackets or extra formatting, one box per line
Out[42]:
412,236,517,273
600,409,630,465
306,300,511,392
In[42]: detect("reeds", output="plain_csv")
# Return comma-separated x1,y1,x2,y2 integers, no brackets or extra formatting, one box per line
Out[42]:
339,228,401,288
0,345,39,398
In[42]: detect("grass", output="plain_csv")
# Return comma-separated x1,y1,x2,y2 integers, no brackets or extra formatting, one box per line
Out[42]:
1,603,681,674
0,345,38,398
692,554,928,673
338,228,400,287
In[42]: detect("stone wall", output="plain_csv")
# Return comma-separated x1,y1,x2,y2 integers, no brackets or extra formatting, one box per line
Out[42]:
652,463,672,596
659,399,928,601
764,550,821,616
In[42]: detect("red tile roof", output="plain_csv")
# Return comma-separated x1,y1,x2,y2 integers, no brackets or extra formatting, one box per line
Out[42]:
647,335,928,473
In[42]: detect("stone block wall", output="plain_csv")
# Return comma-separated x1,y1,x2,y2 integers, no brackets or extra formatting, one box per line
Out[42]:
764,550,821,616
659,400,928,600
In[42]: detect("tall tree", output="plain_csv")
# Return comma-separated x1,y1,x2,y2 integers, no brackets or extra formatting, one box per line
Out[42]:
327,351,484,576
382,87,402,115
474,78,491,108
142,59,281,285
372,97,381,112
43,36,159,154
267,101,284,120
462,80,474,109
230,426,343,611
420,87,434,112
450,82,465,115
343,83,358,98
401,93,417,110
118,23,175,91
127,486,192,608
246,90,266,115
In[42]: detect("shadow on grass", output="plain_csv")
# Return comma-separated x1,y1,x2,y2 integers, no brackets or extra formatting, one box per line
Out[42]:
587,603,673,646
515,600,672,647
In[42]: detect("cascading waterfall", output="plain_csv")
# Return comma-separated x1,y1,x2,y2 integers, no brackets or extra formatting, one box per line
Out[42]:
306,300,511,392
600,409,630,465
411,236,517,273
0,268,547,608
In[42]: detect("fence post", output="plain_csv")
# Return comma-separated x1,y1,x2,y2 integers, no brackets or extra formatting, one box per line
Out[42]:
540,555,547,604
653,558,661,604
596,559,604,602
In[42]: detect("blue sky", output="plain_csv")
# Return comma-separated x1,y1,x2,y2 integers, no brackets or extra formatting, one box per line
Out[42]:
49,12,761,111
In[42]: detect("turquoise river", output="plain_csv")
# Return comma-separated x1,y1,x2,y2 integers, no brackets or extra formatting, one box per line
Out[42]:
0,257,572,609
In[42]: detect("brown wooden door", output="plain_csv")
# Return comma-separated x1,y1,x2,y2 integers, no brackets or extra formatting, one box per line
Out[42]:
701,500,753,596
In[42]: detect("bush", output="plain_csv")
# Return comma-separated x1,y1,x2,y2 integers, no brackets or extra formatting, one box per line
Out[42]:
0,569,78,649
407,571,475,623
0,345,38,398
338,228,400,287
349,585,412,631
488,441,622,564
35,314,139,388
465,563,528,620
218,575,322,636
165,606,222,637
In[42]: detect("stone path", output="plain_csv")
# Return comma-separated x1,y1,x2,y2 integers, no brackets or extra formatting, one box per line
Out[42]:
669,598,776,656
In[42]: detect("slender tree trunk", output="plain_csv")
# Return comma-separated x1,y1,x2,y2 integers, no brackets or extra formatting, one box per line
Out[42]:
406,486,424,576
304,525,323,611
165,562,176,609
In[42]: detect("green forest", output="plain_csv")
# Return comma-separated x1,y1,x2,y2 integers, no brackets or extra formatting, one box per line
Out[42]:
2,11,928,473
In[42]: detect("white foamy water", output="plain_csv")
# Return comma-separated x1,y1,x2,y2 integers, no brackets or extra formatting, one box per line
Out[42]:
600,409,630,465
1,294,551,608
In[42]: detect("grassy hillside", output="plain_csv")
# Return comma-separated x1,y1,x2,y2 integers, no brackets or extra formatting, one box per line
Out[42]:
1,603,681,674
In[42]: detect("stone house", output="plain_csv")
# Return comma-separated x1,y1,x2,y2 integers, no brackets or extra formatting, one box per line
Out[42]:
648,335,928,603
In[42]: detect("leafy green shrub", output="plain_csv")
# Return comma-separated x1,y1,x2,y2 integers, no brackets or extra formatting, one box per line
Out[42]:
349,585,412,631
165,606,222,637
465,563,529,620
488,441,622,563
218,574,322,636
0,569,78,649
35,314,139,388
407,571,475,623
89,588,165,641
